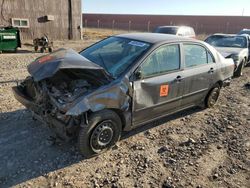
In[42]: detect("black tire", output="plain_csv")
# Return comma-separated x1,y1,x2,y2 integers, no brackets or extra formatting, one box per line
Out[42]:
205,84,221,108
40,47,45,53
48,47,53,53
246,58,250,67
78,110,122,158
234,60,244,77
34,46,38,52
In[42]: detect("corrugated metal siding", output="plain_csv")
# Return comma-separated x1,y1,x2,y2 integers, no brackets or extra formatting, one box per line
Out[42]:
0,0,81,40
82,14,250,34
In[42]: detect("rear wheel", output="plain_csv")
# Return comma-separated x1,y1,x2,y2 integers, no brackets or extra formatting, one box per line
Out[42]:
205,84,221,108
78,110,122,158
40,47,45,53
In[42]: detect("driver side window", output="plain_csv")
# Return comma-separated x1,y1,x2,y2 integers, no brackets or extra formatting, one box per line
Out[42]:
140,44,180,78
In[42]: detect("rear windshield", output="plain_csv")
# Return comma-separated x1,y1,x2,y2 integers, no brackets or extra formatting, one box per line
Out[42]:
154,27,178,35
205,35,247,48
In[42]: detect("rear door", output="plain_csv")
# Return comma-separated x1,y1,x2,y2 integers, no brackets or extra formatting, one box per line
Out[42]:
181,43,216,107
132,44,184,125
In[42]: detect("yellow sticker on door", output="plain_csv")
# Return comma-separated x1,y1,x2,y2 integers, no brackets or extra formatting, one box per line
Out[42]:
160,85,169,97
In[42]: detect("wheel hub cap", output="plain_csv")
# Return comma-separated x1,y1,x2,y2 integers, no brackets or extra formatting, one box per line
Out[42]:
90,121,114,152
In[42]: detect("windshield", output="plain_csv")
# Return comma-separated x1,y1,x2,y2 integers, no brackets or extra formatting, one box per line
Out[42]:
238,30,250,35
154,27,178,35
205,35,247,48
80,37,151,78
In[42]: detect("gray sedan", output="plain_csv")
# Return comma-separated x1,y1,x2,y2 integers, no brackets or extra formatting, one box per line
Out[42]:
12,33,234,157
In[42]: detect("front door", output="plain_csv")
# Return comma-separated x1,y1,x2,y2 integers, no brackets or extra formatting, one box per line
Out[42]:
132,44,184,125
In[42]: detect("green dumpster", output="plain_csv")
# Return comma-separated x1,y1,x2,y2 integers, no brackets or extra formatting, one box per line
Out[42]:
0,27,21,52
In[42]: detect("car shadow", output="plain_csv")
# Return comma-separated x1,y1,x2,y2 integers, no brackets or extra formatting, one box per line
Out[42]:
121,106,202,140
0,107,202,187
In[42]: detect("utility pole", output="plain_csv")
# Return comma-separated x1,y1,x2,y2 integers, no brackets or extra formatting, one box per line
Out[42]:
68,0,73,40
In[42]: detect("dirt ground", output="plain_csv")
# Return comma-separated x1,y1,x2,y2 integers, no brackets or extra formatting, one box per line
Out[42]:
0,37,249,188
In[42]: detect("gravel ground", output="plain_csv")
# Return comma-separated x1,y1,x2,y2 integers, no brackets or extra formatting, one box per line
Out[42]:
0,40,249,188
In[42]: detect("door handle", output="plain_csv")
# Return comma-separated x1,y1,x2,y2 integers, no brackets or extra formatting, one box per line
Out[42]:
175,75,184,82
208,68,214,73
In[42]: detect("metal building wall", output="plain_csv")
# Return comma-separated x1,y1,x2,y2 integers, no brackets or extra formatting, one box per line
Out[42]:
82,14,250,34
0,0,81,40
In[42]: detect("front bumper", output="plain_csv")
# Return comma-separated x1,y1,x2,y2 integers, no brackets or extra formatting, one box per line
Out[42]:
12,86,37,110
12,86,72,140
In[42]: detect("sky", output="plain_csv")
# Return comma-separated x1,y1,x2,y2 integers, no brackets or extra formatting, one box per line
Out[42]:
82,0,250,16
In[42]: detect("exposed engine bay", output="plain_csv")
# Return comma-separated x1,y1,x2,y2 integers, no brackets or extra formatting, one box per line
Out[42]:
18,70,99,139
22,70,95,110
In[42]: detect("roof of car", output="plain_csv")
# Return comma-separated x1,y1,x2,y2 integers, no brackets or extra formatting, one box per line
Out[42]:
116,33,196,44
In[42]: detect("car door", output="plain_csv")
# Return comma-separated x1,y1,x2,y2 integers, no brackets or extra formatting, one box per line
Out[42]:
181,43,216,107
132,44,184,126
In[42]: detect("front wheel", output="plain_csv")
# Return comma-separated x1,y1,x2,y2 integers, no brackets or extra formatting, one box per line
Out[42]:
205,85,221,108
78,110,122,158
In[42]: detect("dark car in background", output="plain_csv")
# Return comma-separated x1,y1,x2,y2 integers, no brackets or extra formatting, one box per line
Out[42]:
205,34,249,77
13,33,234,157
153,26,196,38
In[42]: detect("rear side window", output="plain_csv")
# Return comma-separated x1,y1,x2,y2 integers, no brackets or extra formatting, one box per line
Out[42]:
140,44,180,78
183,44,213,68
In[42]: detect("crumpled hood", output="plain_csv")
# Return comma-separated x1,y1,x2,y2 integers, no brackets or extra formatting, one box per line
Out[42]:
28,48,112,83
214,47,243,58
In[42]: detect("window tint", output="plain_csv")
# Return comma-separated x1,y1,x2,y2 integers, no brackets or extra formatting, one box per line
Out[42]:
184,44,208,68
154,27,178,34
140,44,180,78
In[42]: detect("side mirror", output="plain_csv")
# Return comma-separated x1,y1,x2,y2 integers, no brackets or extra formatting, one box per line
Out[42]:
135,69,142,80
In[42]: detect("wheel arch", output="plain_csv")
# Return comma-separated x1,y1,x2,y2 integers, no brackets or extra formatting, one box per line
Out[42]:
216,80,223,88
86,108,128,130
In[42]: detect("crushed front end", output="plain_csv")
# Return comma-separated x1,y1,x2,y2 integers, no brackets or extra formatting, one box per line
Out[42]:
12,48,113,140
13,74,93,140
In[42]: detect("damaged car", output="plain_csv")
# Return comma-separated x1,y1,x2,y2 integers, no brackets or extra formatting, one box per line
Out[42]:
205,34,249,77
13,33,235,157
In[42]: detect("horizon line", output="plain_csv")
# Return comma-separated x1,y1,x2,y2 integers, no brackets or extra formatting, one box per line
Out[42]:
82,12,250,17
